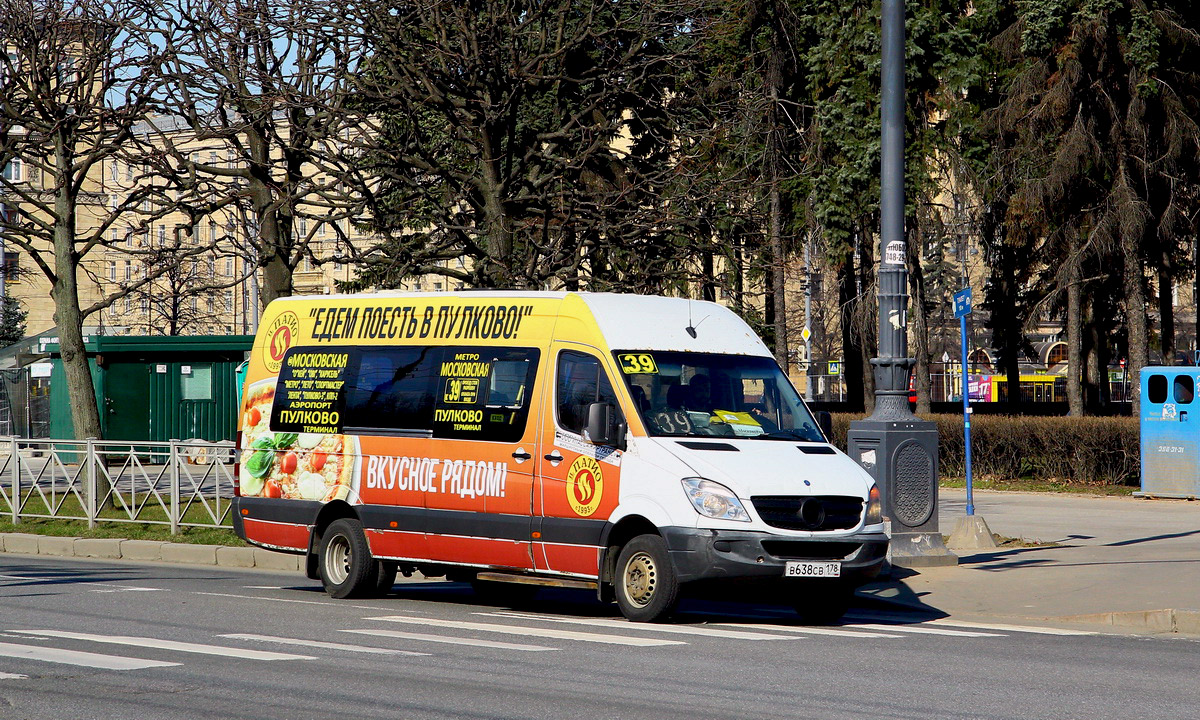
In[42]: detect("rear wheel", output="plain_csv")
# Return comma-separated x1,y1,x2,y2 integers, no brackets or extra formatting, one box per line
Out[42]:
318,518,377,599
614,535,679,622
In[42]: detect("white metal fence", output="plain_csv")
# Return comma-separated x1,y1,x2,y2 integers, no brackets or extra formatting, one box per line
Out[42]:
0,438,237,533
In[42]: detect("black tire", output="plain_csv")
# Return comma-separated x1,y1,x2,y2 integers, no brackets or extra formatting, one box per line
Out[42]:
790,582,854,624
470,578,540,607
372,561,399,597
614,535,680,622
318,518,378,599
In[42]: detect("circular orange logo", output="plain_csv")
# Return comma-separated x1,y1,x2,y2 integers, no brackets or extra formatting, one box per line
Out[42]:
566,455,604,517
263,311,300,373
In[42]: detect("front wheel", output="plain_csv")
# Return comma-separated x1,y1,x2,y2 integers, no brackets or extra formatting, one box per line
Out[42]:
614,535,680,622
318,518,378,599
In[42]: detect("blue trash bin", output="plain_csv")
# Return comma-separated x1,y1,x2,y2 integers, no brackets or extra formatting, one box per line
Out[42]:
1139,366,1200,498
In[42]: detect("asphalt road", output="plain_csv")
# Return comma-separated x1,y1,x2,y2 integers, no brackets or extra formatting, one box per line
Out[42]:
2,555,1198,720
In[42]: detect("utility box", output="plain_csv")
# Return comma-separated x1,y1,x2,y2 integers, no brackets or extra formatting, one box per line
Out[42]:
41,335,253,442
1138,366,1200,499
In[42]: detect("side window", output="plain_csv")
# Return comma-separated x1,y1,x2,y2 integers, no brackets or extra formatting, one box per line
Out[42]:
1174,375,1194,405
556,351,620,436
343,347,440,433
432,347,540,441
1148,374,1168,404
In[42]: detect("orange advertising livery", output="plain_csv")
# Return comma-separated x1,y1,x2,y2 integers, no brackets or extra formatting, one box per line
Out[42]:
235,291,887,622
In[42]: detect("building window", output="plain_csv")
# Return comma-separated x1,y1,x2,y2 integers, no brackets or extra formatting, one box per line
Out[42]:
124,260,131,281
225,257,234,276
123,297,132,313
224,289,234,308
157,226,166,246
110,160,119,183
1,253,17,282
206,296,214,313
108,261,117,281
140,297,148,312
1,158,22,183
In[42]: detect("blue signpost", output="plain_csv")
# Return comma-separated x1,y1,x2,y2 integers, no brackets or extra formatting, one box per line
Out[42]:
953,287,975,516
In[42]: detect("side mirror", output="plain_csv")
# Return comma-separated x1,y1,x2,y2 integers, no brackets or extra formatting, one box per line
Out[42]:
586,402,625,448
815,410,833,441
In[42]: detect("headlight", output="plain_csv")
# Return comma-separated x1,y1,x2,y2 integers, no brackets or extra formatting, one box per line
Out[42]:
682,478,750,522
864,483,882,525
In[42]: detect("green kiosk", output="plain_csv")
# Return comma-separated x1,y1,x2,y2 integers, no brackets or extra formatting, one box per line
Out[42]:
40,335,253,441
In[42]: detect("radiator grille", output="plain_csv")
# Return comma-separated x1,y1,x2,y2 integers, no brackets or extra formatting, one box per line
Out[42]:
750,495,863,531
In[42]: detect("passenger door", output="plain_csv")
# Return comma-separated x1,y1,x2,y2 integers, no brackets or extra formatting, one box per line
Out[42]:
425,346,542,570
534,344,625,577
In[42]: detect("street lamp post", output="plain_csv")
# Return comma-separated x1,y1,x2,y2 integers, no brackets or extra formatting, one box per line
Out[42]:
845,0,956,568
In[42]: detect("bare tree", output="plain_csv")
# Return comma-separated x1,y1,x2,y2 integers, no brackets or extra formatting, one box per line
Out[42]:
0,0,215,440
136,0,363,308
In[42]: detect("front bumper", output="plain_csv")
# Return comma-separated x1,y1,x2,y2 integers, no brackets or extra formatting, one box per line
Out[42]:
661,526,888,586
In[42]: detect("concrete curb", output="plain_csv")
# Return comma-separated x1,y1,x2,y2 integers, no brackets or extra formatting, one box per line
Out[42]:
0,532,303,573
1058,609,1200,635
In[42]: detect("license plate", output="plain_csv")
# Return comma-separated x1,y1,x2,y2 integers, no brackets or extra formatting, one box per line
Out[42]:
784,561,841,578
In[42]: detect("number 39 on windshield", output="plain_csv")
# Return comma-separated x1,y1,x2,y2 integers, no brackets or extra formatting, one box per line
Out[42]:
618,353,659,374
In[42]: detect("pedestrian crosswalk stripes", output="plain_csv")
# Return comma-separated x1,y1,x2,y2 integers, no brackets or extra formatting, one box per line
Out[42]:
367,614,689,646
13,630,317,661
483,611,798,640
219,633,433,656
342,628,554,652
715,623,905,639
0,641,180,671
0,609,1117,679
845,623,1004,638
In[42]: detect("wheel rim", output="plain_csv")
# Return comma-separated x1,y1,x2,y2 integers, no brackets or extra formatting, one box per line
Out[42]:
325,534,352,585
622,551,657,608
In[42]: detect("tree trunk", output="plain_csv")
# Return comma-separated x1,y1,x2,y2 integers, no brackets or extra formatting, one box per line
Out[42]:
1066,234,1084,416
1123,228,1150,417
769,182,788,370
837,252,864,412
1158,265,1175,365
766,39,788,372
859,228,877,414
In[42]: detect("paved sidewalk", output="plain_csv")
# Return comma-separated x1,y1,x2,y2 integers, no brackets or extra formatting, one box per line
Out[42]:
859,488,1200,634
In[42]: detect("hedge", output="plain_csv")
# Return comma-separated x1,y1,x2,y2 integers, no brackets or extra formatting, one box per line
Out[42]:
829,413,1139,486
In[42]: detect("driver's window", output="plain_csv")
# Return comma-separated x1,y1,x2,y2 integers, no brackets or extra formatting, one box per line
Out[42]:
556,351,619,436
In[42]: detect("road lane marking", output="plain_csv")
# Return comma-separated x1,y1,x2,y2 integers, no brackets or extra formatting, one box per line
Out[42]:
484,612,796,641
368,615,686,646
342,628,553,652
713,623,904,639
0,641,180,670
195,591,382,610
843,623,1003,637
13,630,316,661
220,633,431,656
923,620,1095,636
843,614,1097,636
0,671,29,679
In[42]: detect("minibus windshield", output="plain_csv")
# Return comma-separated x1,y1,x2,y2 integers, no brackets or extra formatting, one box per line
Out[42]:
612,350,825,442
